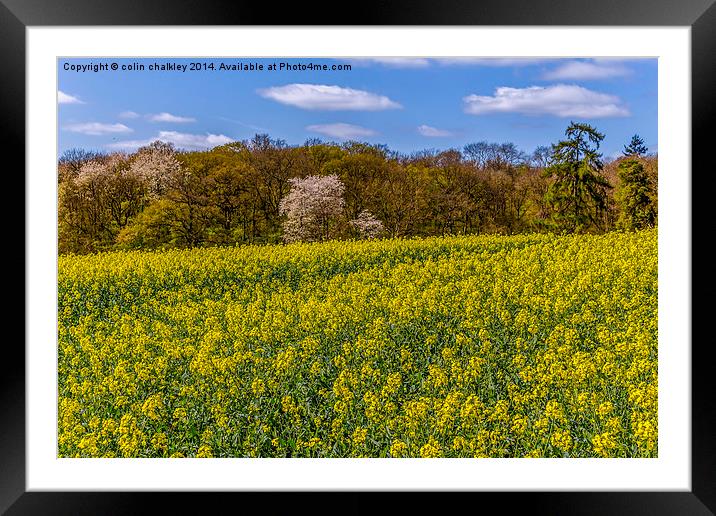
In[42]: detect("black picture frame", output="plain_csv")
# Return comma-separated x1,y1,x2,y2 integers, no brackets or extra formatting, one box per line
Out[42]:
5,1,713,514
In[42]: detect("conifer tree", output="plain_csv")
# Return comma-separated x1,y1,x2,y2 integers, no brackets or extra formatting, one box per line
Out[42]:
543,122,612,232
623,134,649,157
616,135,656,230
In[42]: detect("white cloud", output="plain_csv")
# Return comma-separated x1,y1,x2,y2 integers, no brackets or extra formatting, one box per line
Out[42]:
417,124,452,137
348,58,431,68
58,91,84,104
435,58,553,67
541,60,632,80
463,84,629,118
105,139,156,151
148,112,196,123
258,84,401,111
306,123,377,140
156,131,232,148
107,131,233,151
119,111,140,119
64,122,132,135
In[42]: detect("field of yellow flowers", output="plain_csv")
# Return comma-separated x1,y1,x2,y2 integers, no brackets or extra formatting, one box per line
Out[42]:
58,229,657,458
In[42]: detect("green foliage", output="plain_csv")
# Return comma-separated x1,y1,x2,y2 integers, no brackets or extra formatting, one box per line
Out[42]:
623,134,649,157
116,200,180,250
615,158,656,230
57,124,657,254
543,122,612,233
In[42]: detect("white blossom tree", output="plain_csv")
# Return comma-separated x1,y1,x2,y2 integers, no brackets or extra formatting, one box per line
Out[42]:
129,141,181,198
349,210,385,239
279,174,345,243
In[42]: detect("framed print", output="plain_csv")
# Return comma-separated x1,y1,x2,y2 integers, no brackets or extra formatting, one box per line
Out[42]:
6,0,714,513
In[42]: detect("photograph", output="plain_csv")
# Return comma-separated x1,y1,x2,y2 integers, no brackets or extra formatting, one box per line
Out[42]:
56,56,659,459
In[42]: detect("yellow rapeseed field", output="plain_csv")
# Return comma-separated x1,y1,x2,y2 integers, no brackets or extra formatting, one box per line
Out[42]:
58,229,657,458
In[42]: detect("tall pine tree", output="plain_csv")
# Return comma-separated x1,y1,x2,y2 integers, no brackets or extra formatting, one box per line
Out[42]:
616,135,656,230
623,134,649,157
543,122,612,232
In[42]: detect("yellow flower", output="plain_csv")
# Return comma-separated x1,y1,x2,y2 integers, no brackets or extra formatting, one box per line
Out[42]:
592,432,617,457
141,393,163,421
351,427,368,446
545,400,564,421
196,445,213,458
597,401,613,417
251,378,266,396
305,437,322,449
150,432,168,453
390,440,408,457
550,429,573,451
58,230,657,458
510,415,528,435
419,437,442,458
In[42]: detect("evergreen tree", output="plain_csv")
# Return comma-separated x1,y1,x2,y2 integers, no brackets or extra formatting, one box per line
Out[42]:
616,158,656,230
623,134,649,157
543,122,612,232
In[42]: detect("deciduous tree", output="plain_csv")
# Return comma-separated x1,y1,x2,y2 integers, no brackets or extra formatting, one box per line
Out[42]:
279,174,346,243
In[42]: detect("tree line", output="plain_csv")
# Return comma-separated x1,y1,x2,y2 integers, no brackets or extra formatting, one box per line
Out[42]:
58,122,657,254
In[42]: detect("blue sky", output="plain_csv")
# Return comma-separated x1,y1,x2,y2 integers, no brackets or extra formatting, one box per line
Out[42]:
58,57,657,158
